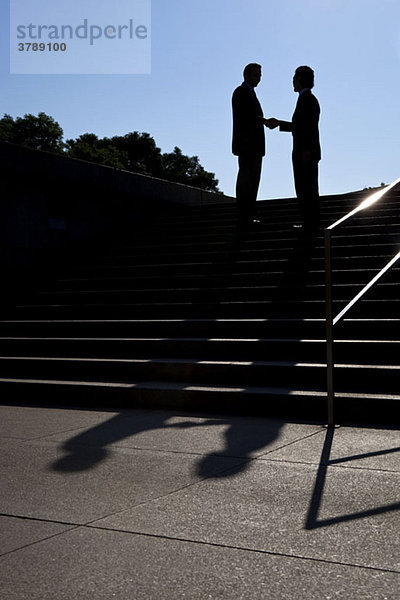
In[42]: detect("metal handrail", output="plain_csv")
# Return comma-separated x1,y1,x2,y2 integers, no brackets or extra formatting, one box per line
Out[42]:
324,177,400,424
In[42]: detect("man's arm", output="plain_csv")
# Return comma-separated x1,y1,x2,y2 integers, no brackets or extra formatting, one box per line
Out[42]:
278,120,293,132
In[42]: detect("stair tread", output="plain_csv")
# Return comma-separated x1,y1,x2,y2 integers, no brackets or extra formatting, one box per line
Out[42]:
2,317,400,324
1,336,399,344
2,355,400,370
1,377,399,401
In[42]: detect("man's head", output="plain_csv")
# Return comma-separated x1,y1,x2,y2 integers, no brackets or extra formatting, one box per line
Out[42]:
293,65,314,92
243,63,262,88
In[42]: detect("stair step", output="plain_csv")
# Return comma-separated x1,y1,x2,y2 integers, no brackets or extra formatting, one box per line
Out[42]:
141,210,400,235
9,298,400,320
72,252,399,270
0,337,397,362
93,242,400,265
0,378,397,423
1,317,400,339
30,281,400,304
49,266,399,292
0,355,398,393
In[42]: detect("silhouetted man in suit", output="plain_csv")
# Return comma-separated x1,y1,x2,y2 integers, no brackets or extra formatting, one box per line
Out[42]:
264,66,321,233
232,63,265,227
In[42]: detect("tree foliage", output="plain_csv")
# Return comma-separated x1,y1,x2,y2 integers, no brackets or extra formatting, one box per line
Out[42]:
162,146,219,191
65,133,128,170
0,112,220,192
0,112,64,152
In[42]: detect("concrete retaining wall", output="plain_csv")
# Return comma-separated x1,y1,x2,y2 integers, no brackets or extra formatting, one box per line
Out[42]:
0,141,234,273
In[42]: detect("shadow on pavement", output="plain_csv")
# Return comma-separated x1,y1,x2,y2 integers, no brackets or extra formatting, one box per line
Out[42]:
50,411,284,477
305,425,400,529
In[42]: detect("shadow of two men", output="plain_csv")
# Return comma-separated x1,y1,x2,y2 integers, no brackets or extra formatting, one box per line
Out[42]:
51,411,285,478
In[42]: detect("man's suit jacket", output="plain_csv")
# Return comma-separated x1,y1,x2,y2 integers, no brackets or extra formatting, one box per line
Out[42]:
232,82,265,157
279,89,321,161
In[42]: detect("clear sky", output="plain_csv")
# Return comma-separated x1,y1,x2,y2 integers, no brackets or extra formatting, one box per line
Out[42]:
1,0,399,199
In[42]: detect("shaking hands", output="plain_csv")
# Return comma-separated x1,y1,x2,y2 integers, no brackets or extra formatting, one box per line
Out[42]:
260,117,280,129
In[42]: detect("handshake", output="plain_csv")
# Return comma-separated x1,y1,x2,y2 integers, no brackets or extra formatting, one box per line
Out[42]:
259,117,280,129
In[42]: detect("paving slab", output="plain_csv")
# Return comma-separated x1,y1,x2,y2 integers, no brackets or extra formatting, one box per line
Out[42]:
0,515,74,555
0,405,135,441
1,526,398,600
265,425,400,472
0,437,243,524
93,459,400,572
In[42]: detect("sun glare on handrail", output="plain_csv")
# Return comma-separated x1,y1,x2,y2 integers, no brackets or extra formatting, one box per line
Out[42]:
359,177,400,210
358,186,388,210
327,177,400,231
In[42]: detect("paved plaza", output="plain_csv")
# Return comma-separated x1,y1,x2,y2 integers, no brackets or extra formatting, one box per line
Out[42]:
0,405,399,598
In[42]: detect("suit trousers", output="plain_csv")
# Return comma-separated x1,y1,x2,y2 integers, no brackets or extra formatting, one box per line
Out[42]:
236,154,263,224
292,156,320,230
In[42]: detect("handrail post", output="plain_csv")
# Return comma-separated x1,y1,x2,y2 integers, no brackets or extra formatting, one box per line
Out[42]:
324,228,335,425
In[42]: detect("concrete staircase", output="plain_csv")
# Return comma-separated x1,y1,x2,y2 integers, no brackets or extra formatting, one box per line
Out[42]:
1,188,400,423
